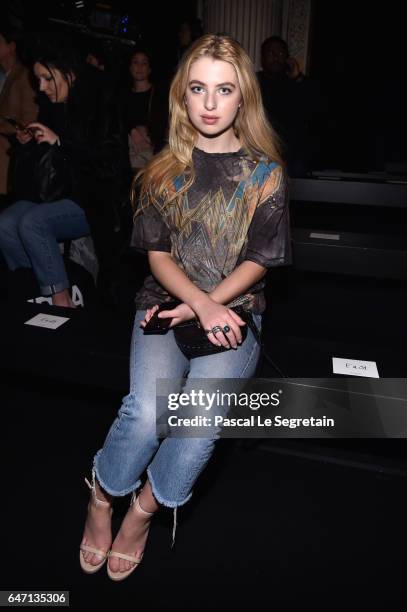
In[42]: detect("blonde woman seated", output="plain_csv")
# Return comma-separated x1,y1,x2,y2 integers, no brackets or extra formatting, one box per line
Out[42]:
80,34,291,581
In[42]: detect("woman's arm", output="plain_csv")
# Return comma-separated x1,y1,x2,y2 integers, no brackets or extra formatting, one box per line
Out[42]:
148,251,209,310
148,254,266,309
209,260,266,304
148,251,249,348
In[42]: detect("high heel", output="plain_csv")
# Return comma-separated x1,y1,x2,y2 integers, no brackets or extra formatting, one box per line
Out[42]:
107,490,154,581
79,470,113,574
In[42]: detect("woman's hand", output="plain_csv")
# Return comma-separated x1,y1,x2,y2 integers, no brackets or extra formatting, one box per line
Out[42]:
286,56,301,80
195,300,246,350
159,302,195,326
130,126,151,148
26,122,59,145
139,302,195,329
139,300,246,349
16,128,33,145
139,304,160,328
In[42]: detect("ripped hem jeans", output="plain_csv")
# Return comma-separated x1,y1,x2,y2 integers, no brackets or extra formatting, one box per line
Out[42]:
92,309,262,544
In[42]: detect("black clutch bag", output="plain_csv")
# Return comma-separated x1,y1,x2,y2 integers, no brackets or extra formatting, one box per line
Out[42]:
143,300,258,359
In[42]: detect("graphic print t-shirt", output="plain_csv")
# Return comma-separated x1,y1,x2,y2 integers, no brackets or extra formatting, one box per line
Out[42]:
132,147,291,314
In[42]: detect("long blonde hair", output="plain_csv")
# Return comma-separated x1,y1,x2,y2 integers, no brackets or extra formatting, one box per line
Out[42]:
133,34,283,209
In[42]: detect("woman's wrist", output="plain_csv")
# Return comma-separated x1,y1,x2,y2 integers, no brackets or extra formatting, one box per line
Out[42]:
189,292,214,314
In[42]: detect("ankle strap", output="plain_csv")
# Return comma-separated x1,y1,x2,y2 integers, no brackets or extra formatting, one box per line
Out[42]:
85,470,111,508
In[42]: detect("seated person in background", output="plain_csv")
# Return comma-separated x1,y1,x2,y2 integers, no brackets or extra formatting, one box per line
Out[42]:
0,26,38,200
0,35,127,307
119,48,168,174
257,35,323,177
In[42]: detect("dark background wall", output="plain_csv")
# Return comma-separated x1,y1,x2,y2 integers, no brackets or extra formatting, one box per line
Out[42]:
3,0,406,173
310,0,406,172
2,0,198,80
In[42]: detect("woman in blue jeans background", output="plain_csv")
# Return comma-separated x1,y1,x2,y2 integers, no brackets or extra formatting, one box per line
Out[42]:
80,34,291,581
0,198,90,302
0,35,125,306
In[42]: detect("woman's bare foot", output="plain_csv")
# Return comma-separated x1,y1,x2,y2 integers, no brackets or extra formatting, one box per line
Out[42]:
108,480,159,575
80,481,113,567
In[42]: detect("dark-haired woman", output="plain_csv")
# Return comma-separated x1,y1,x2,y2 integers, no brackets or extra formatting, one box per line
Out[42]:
120,49,168,173
0,50,126,306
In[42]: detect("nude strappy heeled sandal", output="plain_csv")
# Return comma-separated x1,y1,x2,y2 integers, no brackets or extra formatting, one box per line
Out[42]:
79,471,113,574
107,490,154,581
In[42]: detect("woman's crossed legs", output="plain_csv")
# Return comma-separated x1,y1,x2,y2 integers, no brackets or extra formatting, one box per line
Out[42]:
81,309,261,576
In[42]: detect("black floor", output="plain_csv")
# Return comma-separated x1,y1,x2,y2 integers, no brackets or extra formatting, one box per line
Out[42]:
1,266,407,609
2,375,407,610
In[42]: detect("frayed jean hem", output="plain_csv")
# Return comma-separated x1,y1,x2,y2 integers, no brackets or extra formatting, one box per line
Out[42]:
147,467,193,548
146,466,193,508
93,450,142,497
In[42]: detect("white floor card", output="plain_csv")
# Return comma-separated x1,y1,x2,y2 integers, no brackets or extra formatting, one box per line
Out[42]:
332,357,379,378
24,313,70,330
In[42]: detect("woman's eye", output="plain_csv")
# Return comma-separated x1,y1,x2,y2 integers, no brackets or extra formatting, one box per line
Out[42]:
191,86,204,93
219,87,232,95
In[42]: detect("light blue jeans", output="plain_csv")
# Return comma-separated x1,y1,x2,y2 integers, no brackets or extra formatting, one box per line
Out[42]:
93,309,262,540
0,199,90,295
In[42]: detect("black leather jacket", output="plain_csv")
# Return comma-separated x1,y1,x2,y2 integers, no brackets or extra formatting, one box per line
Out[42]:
9,64,130,275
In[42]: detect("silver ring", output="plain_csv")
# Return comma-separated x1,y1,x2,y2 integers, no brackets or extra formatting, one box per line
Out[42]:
211,325,222,334
223,325,231,333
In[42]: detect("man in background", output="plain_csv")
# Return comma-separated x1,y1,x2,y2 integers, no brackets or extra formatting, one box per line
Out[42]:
257,35,323,176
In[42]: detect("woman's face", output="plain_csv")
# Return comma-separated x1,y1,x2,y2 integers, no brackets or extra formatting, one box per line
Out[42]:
129,53,151,83
33,62,71,103
185,56,242,138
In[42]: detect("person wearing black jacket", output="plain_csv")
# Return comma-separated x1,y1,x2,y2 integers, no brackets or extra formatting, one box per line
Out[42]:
257,36,323,177
0,38,128,307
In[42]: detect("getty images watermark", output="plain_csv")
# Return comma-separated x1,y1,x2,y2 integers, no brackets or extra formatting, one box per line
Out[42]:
165,388,334,430
155,378,407,439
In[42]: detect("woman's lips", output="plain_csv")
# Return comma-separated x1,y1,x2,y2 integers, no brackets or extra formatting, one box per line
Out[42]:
201,115,219,125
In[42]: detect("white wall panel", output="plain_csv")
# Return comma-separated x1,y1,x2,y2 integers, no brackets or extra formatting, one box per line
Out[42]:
203,0,276,70
202,0,312,73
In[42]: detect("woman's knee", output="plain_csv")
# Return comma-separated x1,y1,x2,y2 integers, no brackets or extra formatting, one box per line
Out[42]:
0,202,29,238
118,391,157,433
17,205,49,239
